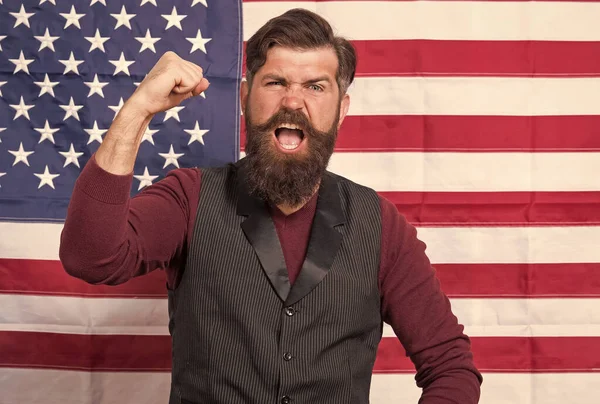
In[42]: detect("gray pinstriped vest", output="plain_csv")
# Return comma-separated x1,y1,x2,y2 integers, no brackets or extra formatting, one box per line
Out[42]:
168,159,383,404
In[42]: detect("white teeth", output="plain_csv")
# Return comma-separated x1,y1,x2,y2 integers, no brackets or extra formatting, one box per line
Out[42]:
281,143,299,150
278,123,300,130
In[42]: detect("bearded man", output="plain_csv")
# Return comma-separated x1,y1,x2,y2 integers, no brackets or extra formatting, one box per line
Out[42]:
60,8,482,404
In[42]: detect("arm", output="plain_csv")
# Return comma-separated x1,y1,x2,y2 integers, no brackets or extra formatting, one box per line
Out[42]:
378,196,483,403
59,51,208,286
58,155,200,286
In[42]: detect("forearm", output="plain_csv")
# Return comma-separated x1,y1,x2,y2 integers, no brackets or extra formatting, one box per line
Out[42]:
419,369,482,404
94,100,153,175
378,196,482,403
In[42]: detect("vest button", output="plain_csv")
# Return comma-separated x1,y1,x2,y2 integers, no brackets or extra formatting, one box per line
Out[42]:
283,352,293,361
281,396,291,404
284,307,295,316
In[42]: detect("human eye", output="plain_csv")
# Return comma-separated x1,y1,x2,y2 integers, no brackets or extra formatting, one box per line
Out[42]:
308,84,324,92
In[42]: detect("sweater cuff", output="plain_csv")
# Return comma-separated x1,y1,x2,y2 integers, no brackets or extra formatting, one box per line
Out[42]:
74,154,133,205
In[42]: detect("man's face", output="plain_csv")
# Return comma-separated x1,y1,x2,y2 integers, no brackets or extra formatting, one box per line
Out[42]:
241,46,350,208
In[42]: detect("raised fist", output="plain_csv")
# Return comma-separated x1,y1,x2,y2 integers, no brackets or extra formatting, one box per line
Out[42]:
129,51,210,117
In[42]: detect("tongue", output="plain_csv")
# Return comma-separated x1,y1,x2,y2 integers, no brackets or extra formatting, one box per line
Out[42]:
277,129,302,146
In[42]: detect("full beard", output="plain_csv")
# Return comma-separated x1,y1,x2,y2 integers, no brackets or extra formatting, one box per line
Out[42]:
243,105,339,208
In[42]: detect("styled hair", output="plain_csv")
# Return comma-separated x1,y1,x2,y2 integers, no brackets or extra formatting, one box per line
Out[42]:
245,8,357,95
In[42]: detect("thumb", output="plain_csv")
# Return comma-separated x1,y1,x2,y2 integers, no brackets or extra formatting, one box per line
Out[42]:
192,78,210,96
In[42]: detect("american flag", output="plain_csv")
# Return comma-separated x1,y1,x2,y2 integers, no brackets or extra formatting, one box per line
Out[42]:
1,0,600,403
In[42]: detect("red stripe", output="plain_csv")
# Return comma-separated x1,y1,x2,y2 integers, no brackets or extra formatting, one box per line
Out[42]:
384,191,600,225
1,332,597,373
242,41,600,77
374,336,600,373
240,115,600,152
349,40,600,77
242,0,600,3
3,259,600,299
436,263,600,298
0,259,167,298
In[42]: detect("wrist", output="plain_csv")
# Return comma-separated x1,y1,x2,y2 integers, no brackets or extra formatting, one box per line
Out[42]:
122,94,154,122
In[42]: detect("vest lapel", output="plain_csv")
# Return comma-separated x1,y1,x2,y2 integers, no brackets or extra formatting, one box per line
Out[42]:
236,163,346,306
237,169,291,303
284,172,346,306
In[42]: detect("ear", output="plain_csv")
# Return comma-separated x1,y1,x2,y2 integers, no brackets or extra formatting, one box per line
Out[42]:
240,80,249,115
337,93,350,129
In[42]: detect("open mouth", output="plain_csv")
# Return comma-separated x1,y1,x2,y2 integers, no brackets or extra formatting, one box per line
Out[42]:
274,123,305,151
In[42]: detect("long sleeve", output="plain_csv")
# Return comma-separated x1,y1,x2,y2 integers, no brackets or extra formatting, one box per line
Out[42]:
59,154,201,288
378,195,483,403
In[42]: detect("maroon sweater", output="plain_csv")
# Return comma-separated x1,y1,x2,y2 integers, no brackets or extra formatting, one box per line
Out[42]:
59,155,482,403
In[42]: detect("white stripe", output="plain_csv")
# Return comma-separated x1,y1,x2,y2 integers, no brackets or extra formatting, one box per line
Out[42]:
384,298,600,337
243,1,600,41
1,369,598,404
3,220,600,263
417,226,600,264
370,373,600,404
344,77,600,116
267,151,600,192
2,294,598,337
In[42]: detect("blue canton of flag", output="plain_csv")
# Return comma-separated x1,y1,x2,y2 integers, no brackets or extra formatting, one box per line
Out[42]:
0,0,242,221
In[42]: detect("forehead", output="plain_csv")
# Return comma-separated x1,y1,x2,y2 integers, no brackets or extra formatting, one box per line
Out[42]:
256,46,338,80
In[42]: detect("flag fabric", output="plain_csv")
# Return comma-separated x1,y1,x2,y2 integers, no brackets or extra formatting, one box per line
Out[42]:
1,0,600,403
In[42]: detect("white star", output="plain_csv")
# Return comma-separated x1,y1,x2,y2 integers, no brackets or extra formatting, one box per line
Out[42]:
90,0,107,5
60,6,85,29
135,29,161,53
8,142,34,166
109,52,135,76
84,73,109,98
39,0,57,5
162,7,186,31
0,35,6,51
187,28,212,54
158,145,184,169
141,127,159,145
58,51,84,75
163,106,185,122
85,29,110,53
0,81,6,97
109,97,125,118
34,166,60,189
0,127,5,142
0,172,5,188
9,51,35,75
34,120,60,144
192,0,208,7
59,97,83,121
134,167,159,190
34,28,59,52
59,143,84,168
10,5,35,28
111,5,136,30
9,96,34,120
184,121,209,145
34,74,59,97
141,0,158,5
84,121,107,144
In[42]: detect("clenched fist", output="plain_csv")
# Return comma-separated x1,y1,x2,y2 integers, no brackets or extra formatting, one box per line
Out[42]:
129,51,210,117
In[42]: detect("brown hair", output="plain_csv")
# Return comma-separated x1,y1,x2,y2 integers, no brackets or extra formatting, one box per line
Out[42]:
245,8,357,95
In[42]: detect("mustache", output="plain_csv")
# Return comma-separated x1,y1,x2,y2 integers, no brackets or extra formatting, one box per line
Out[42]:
250,108,317,135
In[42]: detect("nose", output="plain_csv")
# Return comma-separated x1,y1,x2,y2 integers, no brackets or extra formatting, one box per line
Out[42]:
280,85,304,111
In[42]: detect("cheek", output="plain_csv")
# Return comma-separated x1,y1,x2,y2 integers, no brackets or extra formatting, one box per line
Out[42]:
307,103,339,131
248,91,281,123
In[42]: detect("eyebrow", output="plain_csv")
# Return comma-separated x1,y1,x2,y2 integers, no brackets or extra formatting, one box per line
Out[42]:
261,74,333,85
